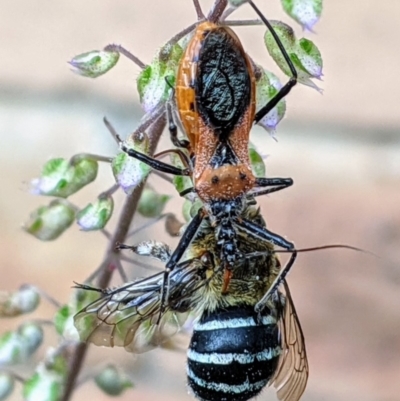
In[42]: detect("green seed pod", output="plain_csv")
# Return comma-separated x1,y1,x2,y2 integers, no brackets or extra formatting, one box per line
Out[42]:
69,50,120,78
95,365,134,396
281,0,323,31
0,285,40,317
113,133,151,195
76,196,114,231
24,199,76,241
138,188,170,218
31,157,98,198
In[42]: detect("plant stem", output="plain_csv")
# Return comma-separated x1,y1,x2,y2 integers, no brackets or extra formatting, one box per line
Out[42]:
60,114,166,401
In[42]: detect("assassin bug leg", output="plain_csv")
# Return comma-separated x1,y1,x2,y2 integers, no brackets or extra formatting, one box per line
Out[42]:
247,0,298,124
159,208,205,317
120,143,191,176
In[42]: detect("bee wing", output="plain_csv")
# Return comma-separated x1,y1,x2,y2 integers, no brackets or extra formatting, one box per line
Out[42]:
272,280,309,401
74,263,201,354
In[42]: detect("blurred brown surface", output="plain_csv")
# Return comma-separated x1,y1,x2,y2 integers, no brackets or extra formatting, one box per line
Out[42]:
1,1,400,401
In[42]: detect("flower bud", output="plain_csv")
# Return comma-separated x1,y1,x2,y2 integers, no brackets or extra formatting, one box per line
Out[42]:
255,69,286,134
76,196,114,231
0,323,43,366
69,50,120,78
95,365,133,396
138,188,170,218
137,43,183,113
0,285,40,317
264,21,323,91
31,157,98,198
23,348,68,401
18,323,44,354
0,372,14,400
281,0,323,31
113,133,151,194
24,199,75,241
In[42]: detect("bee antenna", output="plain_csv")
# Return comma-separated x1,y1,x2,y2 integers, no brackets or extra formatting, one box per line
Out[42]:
273,244,379,258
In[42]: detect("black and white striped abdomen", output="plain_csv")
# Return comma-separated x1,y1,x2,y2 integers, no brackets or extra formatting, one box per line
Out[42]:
187,306,281,401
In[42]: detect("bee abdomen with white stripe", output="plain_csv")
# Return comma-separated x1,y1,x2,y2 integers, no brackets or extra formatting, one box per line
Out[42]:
187,306,281,401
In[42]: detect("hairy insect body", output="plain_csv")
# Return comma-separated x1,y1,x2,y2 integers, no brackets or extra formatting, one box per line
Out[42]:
167,208,293,401
74,205,307,401
187,306,281,401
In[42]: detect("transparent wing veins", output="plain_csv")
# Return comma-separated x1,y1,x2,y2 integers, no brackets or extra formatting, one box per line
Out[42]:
74,260,204,353
271,280,309,401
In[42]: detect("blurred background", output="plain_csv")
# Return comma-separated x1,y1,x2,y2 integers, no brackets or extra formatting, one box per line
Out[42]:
1,1,399,400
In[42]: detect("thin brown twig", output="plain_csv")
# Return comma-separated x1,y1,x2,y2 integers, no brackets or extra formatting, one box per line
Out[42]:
60,114,166,401
208,0,228,22
192,0,205,20
104,44,146,69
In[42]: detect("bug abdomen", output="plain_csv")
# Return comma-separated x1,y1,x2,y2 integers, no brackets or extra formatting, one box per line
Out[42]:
187,306,281,401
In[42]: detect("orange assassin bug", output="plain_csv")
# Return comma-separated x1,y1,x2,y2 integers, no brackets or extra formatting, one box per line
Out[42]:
120,0,298,304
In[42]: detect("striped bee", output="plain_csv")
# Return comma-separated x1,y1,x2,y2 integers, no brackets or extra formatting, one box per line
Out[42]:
74,205,308,401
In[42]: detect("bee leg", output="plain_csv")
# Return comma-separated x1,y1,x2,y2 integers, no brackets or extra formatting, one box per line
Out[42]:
238,218,297,312
158,208,206,321
247,0,298,124
255,252,296,313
